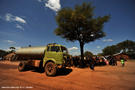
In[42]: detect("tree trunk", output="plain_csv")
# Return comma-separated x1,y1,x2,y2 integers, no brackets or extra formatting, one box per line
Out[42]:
79,42,84,67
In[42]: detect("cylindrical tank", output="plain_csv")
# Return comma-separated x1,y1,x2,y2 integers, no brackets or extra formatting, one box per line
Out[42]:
15,46,47,60
16,46,46,55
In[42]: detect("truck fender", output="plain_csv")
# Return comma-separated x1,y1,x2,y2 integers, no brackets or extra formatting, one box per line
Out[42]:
43,59,56,68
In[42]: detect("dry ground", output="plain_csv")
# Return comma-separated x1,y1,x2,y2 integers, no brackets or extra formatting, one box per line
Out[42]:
0,60,135,90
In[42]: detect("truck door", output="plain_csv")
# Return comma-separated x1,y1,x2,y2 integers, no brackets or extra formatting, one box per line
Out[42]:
45,46,63,64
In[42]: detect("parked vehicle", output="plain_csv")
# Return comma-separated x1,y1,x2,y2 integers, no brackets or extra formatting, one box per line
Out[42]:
16,43,69,76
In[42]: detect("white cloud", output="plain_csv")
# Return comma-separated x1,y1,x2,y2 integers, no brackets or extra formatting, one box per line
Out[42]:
71,51,80,56
5,13,26,24
4,40,16,44
14,46,21,50
68,47,78,51
5,13,13,21
38,0,42,2
68,47,80,56
103,39,113,42
96,46,101,49
37,0,46,2
45,0,61,12
38,0,61,12
15,16,26,24
3,46,21,51
2,13,26,30
3,48,10,51
16,24,24,30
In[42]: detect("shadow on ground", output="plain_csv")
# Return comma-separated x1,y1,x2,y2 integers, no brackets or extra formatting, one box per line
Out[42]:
56,68,72,76
30,67,73,76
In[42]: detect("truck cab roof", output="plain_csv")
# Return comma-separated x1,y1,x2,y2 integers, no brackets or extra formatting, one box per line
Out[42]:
47,43,66,47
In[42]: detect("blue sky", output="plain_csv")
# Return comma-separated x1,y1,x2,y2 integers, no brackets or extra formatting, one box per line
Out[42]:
0,0,135,55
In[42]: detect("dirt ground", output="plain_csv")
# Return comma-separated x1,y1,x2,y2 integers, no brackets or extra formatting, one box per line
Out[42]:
0,60,135,90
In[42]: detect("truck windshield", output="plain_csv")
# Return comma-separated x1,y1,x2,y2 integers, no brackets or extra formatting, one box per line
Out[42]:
61,46,68,53
51,46,60,52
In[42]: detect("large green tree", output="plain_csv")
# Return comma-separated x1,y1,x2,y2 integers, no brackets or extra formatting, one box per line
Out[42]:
102,45,120,55
54,3,110,66
101,40,135,58
84,51,93,57
117,40,135,53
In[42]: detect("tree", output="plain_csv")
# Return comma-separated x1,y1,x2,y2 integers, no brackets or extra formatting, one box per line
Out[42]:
0,49,8,59
84,51,93,57
117,40,135,54
101,40,135,58
54,2,110,66
9,47,16,53
117,40,135,59
97,53,103,56
102,45,119,55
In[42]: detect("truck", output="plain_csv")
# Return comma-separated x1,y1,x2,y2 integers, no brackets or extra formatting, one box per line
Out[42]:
16,43,69,76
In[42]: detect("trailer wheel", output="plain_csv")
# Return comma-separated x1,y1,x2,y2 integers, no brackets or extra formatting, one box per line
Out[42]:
45,62,57,76
18,62,26,72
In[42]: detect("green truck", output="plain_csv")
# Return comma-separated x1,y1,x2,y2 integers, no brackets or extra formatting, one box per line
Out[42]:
16,43,69,76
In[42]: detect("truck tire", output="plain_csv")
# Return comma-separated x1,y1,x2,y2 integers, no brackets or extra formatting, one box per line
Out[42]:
45,62,57,76
18,62,26,72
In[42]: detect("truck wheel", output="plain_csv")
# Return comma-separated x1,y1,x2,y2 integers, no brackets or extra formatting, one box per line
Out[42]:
45,62,57,76
18,62,26,72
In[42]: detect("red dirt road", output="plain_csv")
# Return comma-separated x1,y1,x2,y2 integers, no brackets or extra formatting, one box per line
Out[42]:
0,60,135,90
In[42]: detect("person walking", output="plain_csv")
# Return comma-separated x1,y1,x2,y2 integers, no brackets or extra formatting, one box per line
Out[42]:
89,56,95,70
113,56,117,66
120,57,125,67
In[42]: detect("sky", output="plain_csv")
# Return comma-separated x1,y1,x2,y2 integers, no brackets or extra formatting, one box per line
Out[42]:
0,0,135,55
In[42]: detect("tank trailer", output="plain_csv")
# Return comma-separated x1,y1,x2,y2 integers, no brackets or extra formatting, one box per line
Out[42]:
16,43,69,76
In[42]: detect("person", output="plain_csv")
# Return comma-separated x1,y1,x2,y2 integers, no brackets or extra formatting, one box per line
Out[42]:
89,56,95,70
95,56,99,65
109,56,113,65
120,57,125,67
113,56,117,66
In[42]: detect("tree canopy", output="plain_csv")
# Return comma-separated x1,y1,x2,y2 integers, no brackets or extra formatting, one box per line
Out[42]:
84,51,93,57
101,40,135,58
102,45,120,55
0,49,8,59
9,47,16,53
117,40,135,53
54,2,110,66
55,3,110,43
